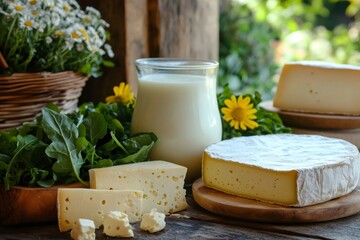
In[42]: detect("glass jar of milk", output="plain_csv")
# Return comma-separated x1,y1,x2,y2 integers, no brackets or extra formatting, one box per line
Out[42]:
131,58,222,183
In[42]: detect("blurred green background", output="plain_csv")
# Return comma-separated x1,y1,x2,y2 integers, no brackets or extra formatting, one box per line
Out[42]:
219,0,360,100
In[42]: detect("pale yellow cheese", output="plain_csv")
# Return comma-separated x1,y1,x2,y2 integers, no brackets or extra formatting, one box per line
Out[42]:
103,211,134,238
89,160,188,215
203,134,360,207
140,208,166,233
70,218,96,240
57,188,143,232
273,61,360,115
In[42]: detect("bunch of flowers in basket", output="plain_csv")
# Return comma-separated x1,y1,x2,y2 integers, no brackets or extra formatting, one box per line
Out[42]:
0,0,114,77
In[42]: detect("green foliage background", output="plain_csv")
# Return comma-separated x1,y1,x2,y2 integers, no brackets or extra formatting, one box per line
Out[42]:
219,0,360,99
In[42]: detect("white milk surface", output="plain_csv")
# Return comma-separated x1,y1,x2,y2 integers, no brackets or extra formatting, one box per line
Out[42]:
131,73,222,182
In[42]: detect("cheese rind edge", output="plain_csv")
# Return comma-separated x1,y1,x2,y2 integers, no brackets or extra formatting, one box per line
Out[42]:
203,134,360,207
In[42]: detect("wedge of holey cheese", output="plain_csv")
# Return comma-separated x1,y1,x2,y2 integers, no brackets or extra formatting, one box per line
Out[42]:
202,134,360,207
57,188,143,232
273,61,360,115
89,160,188,214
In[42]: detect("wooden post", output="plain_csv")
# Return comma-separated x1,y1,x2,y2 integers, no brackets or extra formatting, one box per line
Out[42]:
78,0,126,104
153,0,219,59
124,0,149,94
79,0,219,102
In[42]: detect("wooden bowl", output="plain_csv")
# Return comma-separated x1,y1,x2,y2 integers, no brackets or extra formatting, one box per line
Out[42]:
0,183,84,225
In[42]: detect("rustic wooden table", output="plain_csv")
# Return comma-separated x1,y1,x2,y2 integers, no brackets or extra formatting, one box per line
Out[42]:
1,188,359,239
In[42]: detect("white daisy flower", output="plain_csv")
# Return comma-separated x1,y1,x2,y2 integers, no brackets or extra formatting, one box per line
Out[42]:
104,43,114,58
45,0,56,11
28,0,39,5
87,44,99,53
0,0,113,78
51,12,61,26
19,15,37,30
28,5,44,18
96,26,107,46
69,29,83,43
65,39,74,50
36,20,46,32
81,14,93,25
67,24,88,43
43,0,55,8
60,2,71,12
85,6,100,18
8,2,26,15
99,19,110,28
68,0,80,10
98,48,105,56
45,36,53,44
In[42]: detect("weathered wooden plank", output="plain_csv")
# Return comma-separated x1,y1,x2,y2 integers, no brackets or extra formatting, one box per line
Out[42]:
78,0,126,103
156,0,219,59
0,218,294,240
124,0,148,95
78,0,219,101
1,192,360,239
186,191,360,240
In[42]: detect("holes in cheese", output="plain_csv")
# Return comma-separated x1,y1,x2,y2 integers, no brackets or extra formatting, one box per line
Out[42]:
57,188,143,232
89,160,188,214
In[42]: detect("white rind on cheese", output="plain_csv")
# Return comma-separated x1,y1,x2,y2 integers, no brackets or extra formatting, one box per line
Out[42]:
57,188,143,232
89,160,188,215
273,61,360,115
203,134,360,207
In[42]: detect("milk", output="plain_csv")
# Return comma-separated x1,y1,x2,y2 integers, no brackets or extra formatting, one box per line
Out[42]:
131,73,222,182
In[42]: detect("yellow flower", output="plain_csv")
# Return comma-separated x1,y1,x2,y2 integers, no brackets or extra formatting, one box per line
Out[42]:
221,95,259,131
106,82,135,107
78,29,89,42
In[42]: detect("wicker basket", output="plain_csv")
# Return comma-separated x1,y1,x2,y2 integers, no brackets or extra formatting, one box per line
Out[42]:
0,53,88,131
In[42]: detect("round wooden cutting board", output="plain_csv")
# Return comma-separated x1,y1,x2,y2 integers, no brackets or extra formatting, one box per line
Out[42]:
259,101,360,130
0,182,85,225
192,178,360,224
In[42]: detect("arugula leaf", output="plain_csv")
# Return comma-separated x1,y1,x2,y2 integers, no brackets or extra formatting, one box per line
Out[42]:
82,112,107,145
0,130,17,156
114,142,155,165
110,131,130,155
28,168,54,187
0,101,157,189
93,159,113,168
3,135,39,190
122,133,158,154
41,108,87,186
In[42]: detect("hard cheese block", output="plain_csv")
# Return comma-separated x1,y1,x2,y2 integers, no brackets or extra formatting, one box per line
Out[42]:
89,160,188,214
273,61,360,115
202,134,360,207
57,188,143,232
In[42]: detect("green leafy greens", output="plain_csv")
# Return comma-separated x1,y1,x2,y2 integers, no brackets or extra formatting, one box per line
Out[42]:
0,103,157,190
